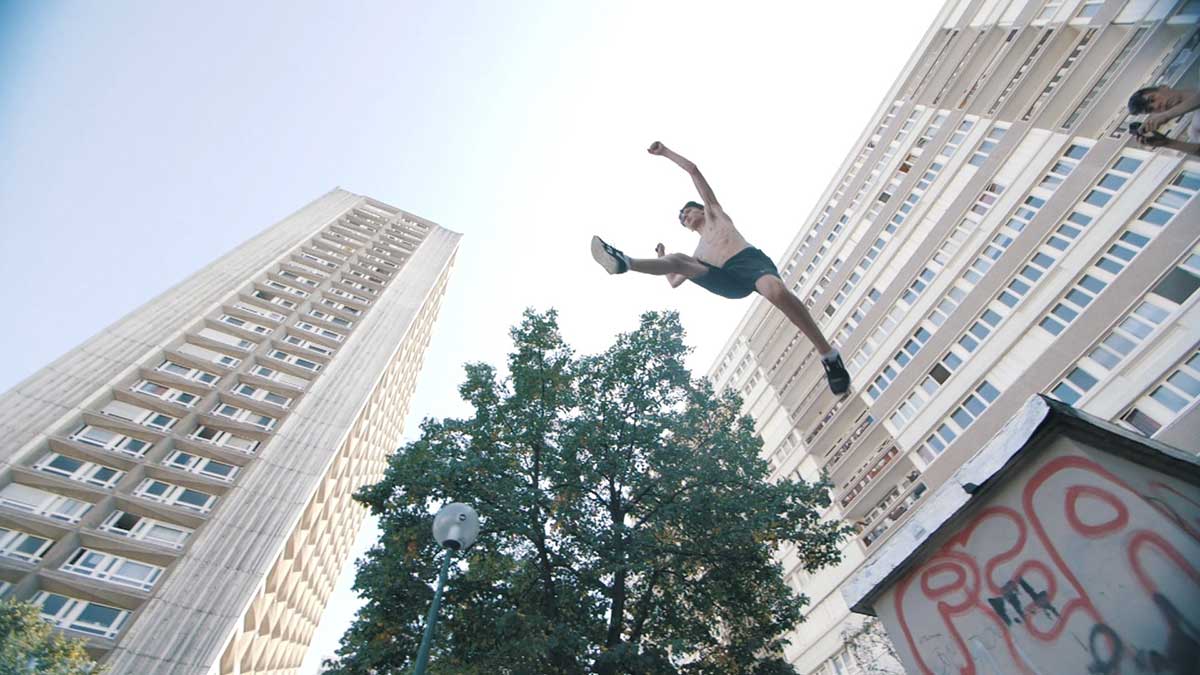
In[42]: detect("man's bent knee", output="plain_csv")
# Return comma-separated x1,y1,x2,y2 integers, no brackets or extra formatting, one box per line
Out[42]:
755,275,788,302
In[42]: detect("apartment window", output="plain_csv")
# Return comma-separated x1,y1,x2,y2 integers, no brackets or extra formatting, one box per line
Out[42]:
132,379,199,408
916,381,1001,464
1023,30,1095,120
189,425,259,454
211,403,277,431
307,308,353,328
0,483,91,523
264,279,308,298
249,364,309,389
294,321,345,342
268,349,323,372
156,359,219,385
967,124,1008,166
134,479,216,513
164,451,238,482
196,327,255,352
1040,166,1195,337
330,287,371,305
234,383,292,408
100,400,177,431
61,547,164,592
297,251,338,270
277,269,319,287
1064,29,1146,128
282,334,335,356
33,452,123,489
69,424,151,457
233,302,286,323
177,342,242,368
960,30,1018,107
99,510,192,549
34,592,128,639
219,314,272,335
0,527,53,563
1121,351,1200,438
990,30,1055,114
1050,248,1200,406
320,297,362,316
251,288,298,310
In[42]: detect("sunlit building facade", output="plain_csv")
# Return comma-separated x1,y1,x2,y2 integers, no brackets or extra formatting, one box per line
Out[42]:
0,189,460,673
706,1,1200,672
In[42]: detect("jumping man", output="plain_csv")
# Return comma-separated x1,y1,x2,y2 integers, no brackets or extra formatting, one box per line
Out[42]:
590,142,851,395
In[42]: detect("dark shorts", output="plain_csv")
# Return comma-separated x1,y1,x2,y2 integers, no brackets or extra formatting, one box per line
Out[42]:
688,246,780,299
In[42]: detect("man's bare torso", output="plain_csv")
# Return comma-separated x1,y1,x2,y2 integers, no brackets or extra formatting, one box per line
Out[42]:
693,210,751,267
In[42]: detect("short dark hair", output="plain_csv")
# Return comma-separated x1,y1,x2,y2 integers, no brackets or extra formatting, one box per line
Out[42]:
1128,86,1162,115
678,201,703,225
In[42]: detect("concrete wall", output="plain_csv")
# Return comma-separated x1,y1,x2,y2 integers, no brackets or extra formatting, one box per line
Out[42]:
869,433,1200,674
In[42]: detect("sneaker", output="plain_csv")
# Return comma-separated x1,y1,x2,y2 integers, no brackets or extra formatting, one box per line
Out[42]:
591,236,630,274
822,352,851,396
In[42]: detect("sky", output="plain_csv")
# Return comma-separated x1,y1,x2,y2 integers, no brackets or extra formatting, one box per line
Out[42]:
0,1,943,671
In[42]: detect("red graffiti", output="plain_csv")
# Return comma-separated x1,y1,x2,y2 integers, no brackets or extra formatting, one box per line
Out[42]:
891,454,1200,675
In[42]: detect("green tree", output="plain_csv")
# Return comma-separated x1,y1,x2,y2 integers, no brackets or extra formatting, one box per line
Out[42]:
0,600,103,675
325,310,849,674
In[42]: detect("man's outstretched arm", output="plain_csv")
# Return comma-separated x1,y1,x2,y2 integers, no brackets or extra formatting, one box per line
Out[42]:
648,141,722,212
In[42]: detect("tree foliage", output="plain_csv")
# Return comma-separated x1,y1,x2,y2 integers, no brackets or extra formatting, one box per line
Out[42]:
324,310,849,674
0,600,102,675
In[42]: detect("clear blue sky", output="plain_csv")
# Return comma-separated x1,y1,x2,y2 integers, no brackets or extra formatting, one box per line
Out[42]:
0,1,942,670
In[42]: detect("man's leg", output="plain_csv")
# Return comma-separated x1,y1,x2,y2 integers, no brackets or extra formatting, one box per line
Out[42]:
754,275,832,353
629,253,708,277
755,275,850,395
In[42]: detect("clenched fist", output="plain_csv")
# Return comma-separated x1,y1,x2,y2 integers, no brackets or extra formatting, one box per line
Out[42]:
647,141,667,155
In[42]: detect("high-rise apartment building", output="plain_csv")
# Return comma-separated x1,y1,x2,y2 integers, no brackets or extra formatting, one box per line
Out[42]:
0,189,460,674
706,1,1199,673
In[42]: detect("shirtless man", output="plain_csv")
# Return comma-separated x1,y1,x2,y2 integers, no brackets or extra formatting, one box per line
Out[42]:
590,142,851,395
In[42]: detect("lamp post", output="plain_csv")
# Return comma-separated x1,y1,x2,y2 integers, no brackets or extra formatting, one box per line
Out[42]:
413,502,479,675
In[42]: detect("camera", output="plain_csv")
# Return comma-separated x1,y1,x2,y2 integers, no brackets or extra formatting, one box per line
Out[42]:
1129,122,1143,136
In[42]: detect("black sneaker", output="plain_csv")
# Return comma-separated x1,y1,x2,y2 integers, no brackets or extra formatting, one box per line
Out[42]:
822,353,851,396
591,236,630,274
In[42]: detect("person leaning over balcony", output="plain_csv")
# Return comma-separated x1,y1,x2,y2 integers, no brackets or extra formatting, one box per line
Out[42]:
1127,79,1200,155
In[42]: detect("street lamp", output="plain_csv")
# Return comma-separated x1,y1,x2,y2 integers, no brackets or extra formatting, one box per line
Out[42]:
413,502,479,675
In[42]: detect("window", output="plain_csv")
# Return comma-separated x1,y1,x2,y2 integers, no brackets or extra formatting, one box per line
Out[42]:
35,592,129,639
177,342,241,368
1063,28,1146,129
132,379,199,408
0,527,53,563
282,334,335,356
0,483,91,523
990,30,1054,114
1040,167,1195,337
294,321,345,342
196,327,255,351
916,381,1001,464
156,359,219,385
268,349,323,372
69,424,151,457
211,403,277,431
134,479,216,513
61,547,164,591
249,364,310,389
234,382,292,408
100,399,177,431
33,452,124,488
189,425,260,454
263,279,309,298
1023,30,1095,120
251,288,298,310
307,308,353,328
277,269,320,287
165,451,238,481
967,124,1008,167
330,287,370,305
218,314,272,335
297,250,339,270
99,510,192,549
232,302,286,323
320,297,361,316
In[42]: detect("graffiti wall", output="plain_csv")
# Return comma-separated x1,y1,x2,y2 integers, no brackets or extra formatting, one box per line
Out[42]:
870,437,1200,674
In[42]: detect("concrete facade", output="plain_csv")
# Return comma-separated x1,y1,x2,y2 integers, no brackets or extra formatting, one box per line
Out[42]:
843,396,1200,675
704,1,1200,672
0,189,460,674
